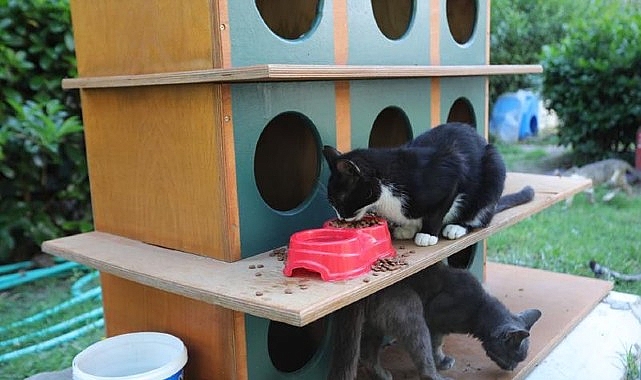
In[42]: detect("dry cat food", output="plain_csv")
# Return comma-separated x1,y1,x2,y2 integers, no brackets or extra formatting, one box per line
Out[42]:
269,247,288,261
371,256,408,272
327,216,384,228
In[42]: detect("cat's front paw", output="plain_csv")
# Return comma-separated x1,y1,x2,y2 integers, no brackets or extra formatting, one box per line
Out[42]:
414,233,438,246
437,356,455,370
442,224,467,240
393,225,418,240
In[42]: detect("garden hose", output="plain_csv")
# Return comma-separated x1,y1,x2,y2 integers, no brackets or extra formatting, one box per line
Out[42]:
0,260,104,362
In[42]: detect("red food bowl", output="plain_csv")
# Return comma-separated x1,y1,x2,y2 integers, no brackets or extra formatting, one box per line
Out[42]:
283,216,395,281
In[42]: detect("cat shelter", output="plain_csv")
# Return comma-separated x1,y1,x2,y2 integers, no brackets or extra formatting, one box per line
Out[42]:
43,1,612,378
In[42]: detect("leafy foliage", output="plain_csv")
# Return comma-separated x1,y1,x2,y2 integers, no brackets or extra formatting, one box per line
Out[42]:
542,1,641,162
0,0,90,263
489,0,578,102
0,0,79,120
0,100,92,262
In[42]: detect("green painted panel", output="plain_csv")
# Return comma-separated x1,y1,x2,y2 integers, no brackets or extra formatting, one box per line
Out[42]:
231,82,336,258
466,243,484,281
227,1,335,66
349,79,431,148
439,0,488,65
347,1,431,64
245,315,333,380
439,76,486,133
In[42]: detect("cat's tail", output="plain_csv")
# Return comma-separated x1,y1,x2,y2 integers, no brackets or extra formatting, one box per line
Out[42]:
328,301,366,380
495,186,535,213
590,260,641,281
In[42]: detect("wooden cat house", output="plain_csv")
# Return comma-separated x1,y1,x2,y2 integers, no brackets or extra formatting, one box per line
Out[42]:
44,1,608,379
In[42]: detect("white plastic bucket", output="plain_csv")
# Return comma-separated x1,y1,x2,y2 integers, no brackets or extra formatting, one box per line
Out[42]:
72,332,187,380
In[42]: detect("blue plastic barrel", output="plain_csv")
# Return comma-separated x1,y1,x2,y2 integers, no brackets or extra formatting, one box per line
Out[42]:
490,90,539,142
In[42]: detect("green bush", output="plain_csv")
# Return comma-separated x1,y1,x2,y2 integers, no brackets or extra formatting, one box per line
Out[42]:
0,99,92,262
542,1,641,162
489,0,578,102
0,0,79,120
0,0,90,263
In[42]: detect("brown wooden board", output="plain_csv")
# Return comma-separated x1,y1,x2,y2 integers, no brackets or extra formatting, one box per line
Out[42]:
61,64,543,89
377,262,614,380
79,84,239,261
42,173,590,326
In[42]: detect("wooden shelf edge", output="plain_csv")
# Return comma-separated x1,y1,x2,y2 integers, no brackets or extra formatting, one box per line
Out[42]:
41,173,590,326
61,64,543,89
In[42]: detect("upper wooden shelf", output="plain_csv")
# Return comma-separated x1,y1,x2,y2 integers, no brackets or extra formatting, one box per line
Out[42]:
42,173,589,327
61,64,543,89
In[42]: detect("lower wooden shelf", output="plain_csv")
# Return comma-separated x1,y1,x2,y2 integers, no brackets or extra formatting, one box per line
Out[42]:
41,173,590,326
375,262,613,380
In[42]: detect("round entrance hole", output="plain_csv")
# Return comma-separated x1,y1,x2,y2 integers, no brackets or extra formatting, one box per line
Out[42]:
446,97,476,126
255,0,321,40
446,0,477,45
369,106,413,148
254,112,319,212
268,319,327,372
371,0,414,40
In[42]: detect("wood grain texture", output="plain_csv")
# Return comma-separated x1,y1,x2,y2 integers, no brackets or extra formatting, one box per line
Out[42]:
214,0,231,68
80,84,238,260
101,274,248,380
70,0,215,76
430,0,441,64
335,81,352,151
334,0,348,64
43,173,591,327
430,78,442,126
62,64,543,89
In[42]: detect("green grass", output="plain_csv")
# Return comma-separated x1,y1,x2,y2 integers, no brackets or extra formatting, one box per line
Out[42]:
0,268,104,379
489,141,641,296
623,344,641,380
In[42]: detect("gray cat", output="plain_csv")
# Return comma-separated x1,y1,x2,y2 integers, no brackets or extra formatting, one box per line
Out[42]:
328,257,542,380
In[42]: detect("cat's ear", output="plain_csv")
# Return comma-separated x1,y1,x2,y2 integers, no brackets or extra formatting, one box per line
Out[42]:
336,159,361,177
322,145,342,167
518,309,542,330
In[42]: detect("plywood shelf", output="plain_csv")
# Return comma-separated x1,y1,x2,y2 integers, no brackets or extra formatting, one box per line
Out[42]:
61,64,542,89
377,262,613,380
41,173,589,327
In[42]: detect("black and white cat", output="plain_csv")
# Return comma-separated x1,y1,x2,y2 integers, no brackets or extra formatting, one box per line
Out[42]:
328,256,542,380
323,122,517,246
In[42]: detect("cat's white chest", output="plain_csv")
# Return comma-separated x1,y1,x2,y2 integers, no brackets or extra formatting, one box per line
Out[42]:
373,184,418,226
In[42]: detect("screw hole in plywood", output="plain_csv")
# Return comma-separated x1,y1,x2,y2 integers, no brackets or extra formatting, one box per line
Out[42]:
254,112,320,212
446,97,477,127
255,0,321,40
446,0,478,45
370,0,414,40
368,106,413,148
267,319,327,372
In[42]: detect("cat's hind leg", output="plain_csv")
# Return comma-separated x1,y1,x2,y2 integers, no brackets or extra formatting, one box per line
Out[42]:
359,325,392,380
431,333,455,370
369,286,450,380
329,302,366,380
